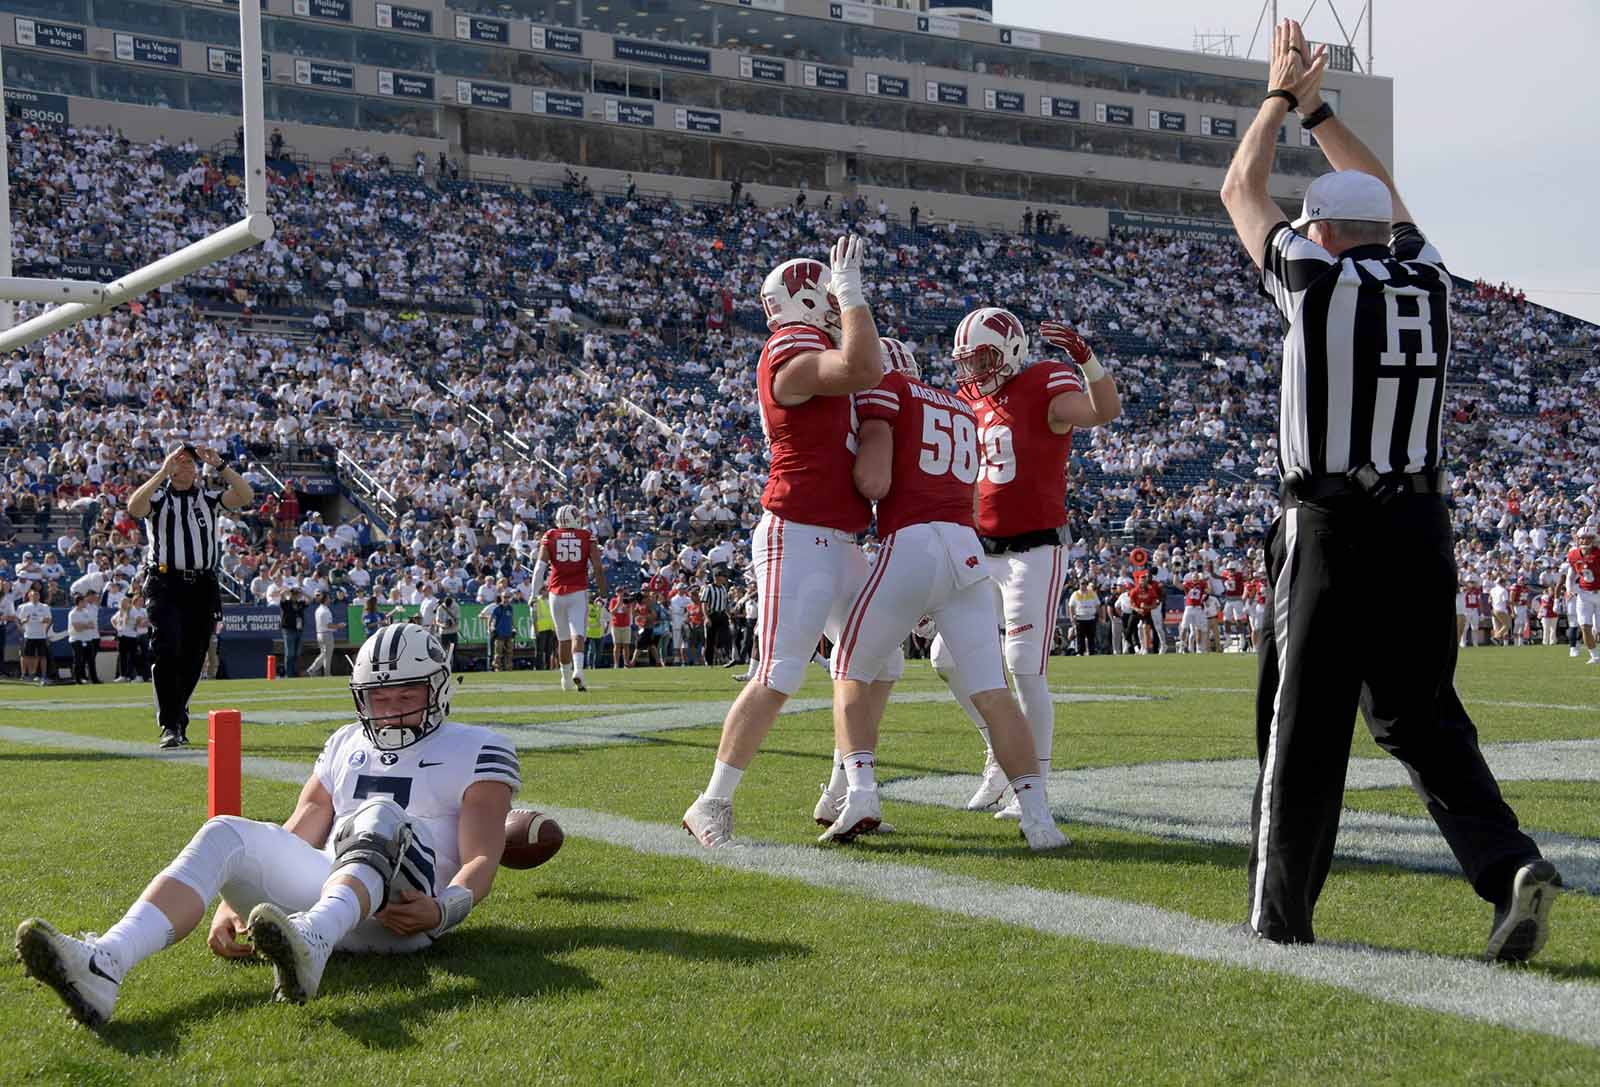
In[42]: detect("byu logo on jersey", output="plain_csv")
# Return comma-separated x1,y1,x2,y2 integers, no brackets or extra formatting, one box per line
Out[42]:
348,750,368,769
380,752,400,766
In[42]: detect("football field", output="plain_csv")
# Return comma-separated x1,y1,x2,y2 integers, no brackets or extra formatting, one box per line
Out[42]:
3,648,1597,1085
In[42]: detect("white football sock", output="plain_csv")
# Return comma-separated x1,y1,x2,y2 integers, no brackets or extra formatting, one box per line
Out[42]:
302,883,366,946
826,749,849,797
842,751,876,791
1009,774,1050,822
95,900,174,976
705,759,743,801
572,656,584,680
560,661,573,681
1013,673,1054,777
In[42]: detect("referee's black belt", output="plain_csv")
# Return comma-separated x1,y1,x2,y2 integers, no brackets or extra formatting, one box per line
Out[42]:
1280,466,1446,506
145,564,217,583
980,528,1064,556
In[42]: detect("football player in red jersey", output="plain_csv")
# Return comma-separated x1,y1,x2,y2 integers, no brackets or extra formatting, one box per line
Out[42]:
683,236,899,848
926,307,1121,816
1566,525,1600,663
1221,564,1248,643
532,504,606,693
1180,570,1210,653
820,338,1067,849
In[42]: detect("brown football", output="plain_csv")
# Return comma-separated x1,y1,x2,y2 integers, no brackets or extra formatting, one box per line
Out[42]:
502,809,564,870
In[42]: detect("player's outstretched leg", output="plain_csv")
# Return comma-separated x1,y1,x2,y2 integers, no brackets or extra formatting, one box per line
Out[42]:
14,918,123,1029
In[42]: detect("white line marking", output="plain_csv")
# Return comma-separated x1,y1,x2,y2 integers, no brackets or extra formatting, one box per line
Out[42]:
1,723,1596,1046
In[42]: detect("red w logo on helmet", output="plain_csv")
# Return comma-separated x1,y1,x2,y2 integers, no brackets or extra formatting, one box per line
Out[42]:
981,310,1021,339
781,261,823,297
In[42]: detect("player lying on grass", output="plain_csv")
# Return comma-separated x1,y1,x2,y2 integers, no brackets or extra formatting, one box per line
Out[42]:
15,623,518,1028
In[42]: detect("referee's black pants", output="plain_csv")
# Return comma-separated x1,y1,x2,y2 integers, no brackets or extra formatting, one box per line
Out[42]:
146,572,219,738
706,613,731,664
1247,494,1542,944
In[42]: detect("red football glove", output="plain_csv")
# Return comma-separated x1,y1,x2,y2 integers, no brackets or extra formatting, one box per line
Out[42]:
1039,321,1094,365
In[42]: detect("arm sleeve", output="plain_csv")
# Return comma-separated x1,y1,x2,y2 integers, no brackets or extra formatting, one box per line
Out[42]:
473,736,522,795
1258,222,1337,320
852,376,901,423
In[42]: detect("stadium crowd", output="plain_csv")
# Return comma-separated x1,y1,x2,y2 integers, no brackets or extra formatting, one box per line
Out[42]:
3,117,1599,671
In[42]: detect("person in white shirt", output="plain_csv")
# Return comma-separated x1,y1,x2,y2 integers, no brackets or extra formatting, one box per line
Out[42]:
306,592,344,678
668,587,691,665
1112,585,1134,655
68,591,102,685
17,586,55,684
111,596,140,682
1488,581,1511,646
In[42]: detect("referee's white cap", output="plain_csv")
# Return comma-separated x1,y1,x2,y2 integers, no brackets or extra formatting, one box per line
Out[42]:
1292,170,1393,229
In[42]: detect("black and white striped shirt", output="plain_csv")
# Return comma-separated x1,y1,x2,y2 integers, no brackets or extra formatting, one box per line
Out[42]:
699,583,729,617
1260,222,1451,478
143,481,227,571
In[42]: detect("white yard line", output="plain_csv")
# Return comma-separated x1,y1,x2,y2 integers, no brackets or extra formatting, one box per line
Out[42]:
2,724,1597,1047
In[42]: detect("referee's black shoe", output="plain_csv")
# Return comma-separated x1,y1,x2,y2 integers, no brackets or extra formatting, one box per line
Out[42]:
1485,860,1562,964
158,728,181,750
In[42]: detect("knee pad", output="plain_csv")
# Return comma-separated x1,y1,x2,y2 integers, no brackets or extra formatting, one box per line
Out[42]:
331,797,414,903
162,815,249,904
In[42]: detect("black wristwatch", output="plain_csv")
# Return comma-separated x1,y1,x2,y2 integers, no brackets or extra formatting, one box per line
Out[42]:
1300,102,1334,130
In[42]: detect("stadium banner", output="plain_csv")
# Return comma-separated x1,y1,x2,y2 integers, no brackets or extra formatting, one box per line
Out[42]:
1148,108,1186,133
865,74,909,98
985,89,1025,112
377,69,434,99
114,33,181,67
606,98,654,126
1096,102,1134,126
221,606,287,640
737,0,787,10
1040,95,1079,119
741,56,787,82
13,18,86,53
293,0,352,22
926,81,968,106
614,39,711,71
916,15,961,38
998,28,1040,50
828,2,875,24
456,79,511,108
531,26,582,54
4,88,69,131
1109,211,1237,240
675,107,722,134
803,64,849,91
206,45,270,77
455,14,509,44
296,59,354,90
347,603,537,645
26,258,128,280
291,476,339,496
932,0,992,11
375,3,431,34
1200,115,1236,138
532,90,583,117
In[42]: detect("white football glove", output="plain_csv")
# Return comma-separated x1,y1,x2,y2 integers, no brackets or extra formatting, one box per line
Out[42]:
829,234,867,312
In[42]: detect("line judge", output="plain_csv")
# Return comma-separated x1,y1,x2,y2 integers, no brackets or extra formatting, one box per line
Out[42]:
126,445,253,748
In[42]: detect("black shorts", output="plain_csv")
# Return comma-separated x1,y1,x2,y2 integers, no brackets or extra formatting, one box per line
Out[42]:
23,638,48,658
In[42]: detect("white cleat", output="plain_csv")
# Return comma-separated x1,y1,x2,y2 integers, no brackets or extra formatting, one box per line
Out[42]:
817,787,882,844
965,756,1010,811
248,903,333,1004
813,784,894,834
1019,818,1071,851
14,918,122,1029
682,795,735,848
560,675,574,691
733,672,753,683
1569,646,1580,658
993,796,1023,822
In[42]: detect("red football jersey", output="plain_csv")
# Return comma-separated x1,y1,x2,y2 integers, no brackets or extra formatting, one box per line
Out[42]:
542,528,593,593
1131,582,1162,612
757,323,871,534
1540,593,1559,619
1568,546,1600,592
1183,578,1207,607
1463,588,1483,611
1510,584,1530,607
959,360,1084,537
853,370,978,538
1222,570,1245,598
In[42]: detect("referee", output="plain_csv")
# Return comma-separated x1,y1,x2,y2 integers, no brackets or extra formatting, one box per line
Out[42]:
126,445,253,748
699,572,731,666
1221,20,1559,961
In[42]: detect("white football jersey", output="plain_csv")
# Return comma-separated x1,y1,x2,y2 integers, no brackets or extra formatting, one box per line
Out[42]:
314,719,520,893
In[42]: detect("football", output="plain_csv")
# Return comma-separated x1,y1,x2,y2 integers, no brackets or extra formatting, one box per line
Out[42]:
502,809,564,870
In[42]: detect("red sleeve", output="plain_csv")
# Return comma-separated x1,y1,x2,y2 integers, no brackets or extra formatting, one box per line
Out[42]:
853,373,902,423
1041,361,1085,398
766,327,832,373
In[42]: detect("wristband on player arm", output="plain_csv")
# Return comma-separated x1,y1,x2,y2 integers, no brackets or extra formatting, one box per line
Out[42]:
429,884,474,937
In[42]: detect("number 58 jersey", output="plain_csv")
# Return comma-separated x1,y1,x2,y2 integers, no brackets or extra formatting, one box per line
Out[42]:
958,361,1083,538
853,369,980,537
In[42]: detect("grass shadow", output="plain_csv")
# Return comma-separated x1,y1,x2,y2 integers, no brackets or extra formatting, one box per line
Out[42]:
532,889,642,907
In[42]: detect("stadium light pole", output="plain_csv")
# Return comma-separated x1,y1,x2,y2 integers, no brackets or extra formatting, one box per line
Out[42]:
0,0,273,352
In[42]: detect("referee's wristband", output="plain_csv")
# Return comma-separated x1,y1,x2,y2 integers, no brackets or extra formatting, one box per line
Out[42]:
1263,89,1298,111
1299,102,1334,130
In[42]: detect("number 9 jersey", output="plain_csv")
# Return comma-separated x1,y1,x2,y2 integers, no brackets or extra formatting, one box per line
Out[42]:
959,360,1084,537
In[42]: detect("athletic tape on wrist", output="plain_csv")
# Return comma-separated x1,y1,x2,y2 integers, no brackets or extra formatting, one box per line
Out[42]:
1079,353,1106,382
429,885,474,937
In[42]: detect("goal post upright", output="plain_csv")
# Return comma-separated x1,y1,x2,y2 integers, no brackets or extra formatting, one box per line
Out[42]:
0,0,274,351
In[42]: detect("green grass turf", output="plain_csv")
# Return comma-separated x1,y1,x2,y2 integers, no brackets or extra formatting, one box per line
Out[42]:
1,647,1596,1083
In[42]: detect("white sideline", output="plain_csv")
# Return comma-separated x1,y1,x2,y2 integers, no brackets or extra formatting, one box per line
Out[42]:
2,723,1597,1048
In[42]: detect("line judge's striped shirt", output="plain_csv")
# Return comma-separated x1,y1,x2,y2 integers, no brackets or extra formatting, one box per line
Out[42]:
143,479,226,571
699,582,730,617
1259,221,1452,478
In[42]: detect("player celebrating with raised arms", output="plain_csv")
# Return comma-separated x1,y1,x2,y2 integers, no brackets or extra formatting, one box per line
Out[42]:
15,624,519,1026
682,235,901,848
534,504,607,692
929,310,1120,817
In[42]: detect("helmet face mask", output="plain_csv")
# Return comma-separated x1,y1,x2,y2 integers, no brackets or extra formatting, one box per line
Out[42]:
953,344,1010,396
350,623,453,750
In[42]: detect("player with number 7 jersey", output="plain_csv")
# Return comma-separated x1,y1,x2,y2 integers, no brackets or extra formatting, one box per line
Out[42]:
931,307,1121,818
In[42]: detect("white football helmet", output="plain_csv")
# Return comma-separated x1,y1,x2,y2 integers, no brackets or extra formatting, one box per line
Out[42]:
880,338,919,379
952,306,1029,396
555,504,582,529
349,623,453,750
761,257,839,335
